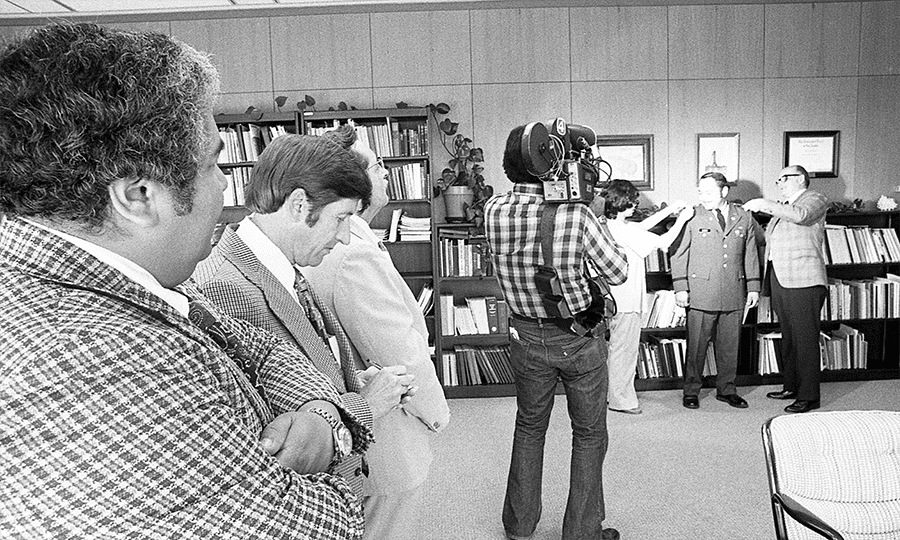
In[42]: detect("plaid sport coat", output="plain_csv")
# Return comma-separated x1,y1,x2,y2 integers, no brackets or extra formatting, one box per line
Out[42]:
0,218,367,539
762,189,829,289
192,224,373,495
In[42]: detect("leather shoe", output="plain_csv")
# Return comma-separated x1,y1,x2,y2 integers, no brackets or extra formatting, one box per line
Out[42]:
766,390,798,400
682,395,699,409
716,393,748,408
785,400,820,413
601,528,620,540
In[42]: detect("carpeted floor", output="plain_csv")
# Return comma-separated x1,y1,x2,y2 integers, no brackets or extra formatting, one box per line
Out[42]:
417,380,900,540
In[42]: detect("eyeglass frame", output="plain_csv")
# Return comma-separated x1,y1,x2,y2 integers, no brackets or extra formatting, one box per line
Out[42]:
775,173,802,185
367,156,386,172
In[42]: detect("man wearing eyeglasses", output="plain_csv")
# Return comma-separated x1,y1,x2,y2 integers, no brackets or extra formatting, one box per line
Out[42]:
743,165,828,414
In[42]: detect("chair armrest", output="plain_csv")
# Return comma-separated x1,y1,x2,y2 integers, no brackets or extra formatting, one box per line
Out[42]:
774,493,845,540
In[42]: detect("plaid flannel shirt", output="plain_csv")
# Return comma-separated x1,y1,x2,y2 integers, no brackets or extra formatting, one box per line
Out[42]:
484,183,628,318
0,218,368,539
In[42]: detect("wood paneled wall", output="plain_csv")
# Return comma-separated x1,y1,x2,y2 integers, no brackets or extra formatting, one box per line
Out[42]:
3,1,900,205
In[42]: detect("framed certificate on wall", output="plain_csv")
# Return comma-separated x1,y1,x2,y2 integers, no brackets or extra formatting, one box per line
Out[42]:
783,131,840,178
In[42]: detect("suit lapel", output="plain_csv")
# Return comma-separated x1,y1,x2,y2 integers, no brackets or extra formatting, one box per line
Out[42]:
217,227,348,392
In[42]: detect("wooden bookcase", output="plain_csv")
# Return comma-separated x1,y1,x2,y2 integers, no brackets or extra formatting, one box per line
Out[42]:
213,111,300,231
636,209,900,392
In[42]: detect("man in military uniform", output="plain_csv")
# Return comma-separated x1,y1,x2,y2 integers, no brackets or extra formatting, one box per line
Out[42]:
671,172,761,409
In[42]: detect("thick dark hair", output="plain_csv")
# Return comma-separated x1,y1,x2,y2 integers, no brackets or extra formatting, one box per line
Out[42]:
699,171,729,188
244,134,371,225
0,22,219,230
601,179,639,219
503,125,540,184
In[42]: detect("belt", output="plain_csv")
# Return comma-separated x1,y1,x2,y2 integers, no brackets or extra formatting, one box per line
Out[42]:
510,313,576,333
511,312,605,337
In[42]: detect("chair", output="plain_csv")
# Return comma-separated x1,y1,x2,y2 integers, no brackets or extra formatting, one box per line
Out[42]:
761,410,900,540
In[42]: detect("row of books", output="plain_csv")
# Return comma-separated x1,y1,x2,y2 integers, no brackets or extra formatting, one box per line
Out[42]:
386,163,429,201
824,225,900,264
757,324,869,375
440,345,513,386
439,236,492,277
644,248,672,273
223,168,251,207
439,295,509,336
218,124,288,164
636,338,717,380
306,120,428,158
385,209,431,242
756,274,900,322
641,290,687,328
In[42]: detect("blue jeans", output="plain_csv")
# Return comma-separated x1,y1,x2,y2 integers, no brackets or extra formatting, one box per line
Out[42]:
502,318,610,540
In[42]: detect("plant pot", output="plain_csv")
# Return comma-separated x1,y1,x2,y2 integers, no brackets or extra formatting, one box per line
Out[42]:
443,186,474,222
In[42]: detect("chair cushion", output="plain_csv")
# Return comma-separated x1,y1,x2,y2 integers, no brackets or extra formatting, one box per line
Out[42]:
769,410,900,539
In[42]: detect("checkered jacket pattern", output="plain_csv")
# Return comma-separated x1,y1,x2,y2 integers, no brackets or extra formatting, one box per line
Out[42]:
762,189,829,289
484,183,628,318
0,218,368,539
193,225,374,495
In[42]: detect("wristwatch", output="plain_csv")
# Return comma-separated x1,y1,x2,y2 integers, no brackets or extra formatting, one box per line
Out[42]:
308,407,353,466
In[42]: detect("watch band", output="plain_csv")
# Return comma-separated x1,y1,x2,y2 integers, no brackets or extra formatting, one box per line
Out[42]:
308,406,339,429
308,407,352,464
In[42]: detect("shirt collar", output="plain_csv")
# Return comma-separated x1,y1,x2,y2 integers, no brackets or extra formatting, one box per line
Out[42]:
512,183,544,196
786,188,807,205
236,216,298,302
24,218,190,317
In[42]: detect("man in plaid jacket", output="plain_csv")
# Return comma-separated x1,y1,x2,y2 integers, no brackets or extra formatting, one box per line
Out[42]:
0,23,368,538
744,165,829,414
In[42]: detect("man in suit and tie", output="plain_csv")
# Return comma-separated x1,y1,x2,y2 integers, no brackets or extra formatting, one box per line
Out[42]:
1,22,368,538
672,172,761,409
302,125,451,540
193,134,415,497
744,165,828,413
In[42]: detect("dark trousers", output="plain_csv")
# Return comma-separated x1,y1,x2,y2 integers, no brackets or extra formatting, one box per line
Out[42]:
769,265,827,401
683,308,741,397
503,318,609,540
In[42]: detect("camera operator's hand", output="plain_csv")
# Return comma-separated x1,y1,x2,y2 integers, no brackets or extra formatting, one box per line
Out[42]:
675,291,690,308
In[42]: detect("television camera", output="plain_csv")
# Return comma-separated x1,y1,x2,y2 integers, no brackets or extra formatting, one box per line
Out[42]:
520,118,612,205
522,118,617,332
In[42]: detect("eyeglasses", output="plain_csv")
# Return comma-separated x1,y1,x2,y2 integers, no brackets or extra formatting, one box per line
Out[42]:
776,174,801,185
367,156,385,172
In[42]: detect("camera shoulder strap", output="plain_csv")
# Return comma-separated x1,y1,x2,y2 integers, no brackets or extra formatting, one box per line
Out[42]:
540,203,558,268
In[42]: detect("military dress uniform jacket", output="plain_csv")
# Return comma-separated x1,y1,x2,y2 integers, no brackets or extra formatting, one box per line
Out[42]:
193,225,374,494
671,204,761,312
0,218,368,539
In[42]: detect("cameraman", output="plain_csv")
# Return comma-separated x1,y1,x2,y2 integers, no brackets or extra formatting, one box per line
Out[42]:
484,125,628,540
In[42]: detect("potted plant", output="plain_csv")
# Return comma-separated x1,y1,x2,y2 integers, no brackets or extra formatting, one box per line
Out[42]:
430,103,493,227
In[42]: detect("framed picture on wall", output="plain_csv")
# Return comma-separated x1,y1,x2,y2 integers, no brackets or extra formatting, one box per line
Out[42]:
783,131,840,178
697,133,740,183
596,135,653,190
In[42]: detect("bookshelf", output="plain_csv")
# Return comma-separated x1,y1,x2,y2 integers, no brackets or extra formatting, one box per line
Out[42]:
434,221,513,397
213,111,300,239
637,209,900,392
